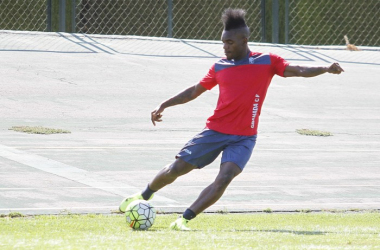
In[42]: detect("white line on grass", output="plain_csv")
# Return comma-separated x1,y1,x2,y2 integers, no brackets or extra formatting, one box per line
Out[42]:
1,184,380,191
1,202,380,212
159,202,380,207
0,206,117,212
0,144,177,204
9,146,380,152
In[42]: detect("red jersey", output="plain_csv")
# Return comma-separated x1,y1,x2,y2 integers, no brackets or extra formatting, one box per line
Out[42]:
200,51,289,136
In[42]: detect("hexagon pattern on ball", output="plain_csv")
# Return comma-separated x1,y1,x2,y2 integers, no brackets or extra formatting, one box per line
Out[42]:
125,200,156,230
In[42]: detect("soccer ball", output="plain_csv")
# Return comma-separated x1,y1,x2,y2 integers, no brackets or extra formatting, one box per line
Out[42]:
125,200,156,230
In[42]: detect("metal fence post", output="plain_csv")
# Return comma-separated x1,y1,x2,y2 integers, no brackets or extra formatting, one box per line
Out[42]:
72,0,76,33
261,0,266,42
272,0,279,43
285,0,289,44
59,0,66,32
47,0,52,32
167,0,173,38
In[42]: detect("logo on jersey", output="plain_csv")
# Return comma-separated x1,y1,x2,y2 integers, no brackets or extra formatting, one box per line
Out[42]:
183,149,192,155
251,94,260,129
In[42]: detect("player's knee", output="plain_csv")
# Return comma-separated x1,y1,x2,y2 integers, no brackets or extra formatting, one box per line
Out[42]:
163,160,191,178
214,173,234,191
162,164,178,179
169,158,195,176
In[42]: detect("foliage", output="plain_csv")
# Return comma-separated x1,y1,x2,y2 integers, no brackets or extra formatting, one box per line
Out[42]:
296,129,333,137
9,126,71,135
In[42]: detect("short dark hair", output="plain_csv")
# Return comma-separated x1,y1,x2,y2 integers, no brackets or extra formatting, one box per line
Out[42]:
222,8,248,31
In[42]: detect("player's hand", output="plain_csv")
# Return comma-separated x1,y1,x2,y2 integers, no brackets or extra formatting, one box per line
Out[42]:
151,105,164,126
327,62,344,74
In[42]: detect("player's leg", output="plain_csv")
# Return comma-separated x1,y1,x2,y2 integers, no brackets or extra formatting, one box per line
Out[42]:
119,129,222,213
148,158,196,192
119,158,195,212
170,134,257,230
170,162,241,230
189,161,241,214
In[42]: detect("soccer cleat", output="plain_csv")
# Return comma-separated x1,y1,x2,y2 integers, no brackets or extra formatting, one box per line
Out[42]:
169,216,191,231
119,192,154,213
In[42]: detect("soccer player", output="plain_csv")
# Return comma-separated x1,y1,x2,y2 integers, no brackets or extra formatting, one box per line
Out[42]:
119,8,344,230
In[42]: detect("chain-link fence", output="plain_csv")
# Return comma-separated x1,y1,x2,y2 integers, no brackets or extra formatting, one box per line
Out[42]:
289,0,380,46
0,0,379,46
74,0,262,41
0,0,47,32
74,0,167,37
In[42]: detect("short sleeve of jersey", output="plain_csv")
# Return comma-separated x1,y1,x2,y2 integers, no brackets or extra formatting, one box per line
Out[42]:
270,53,290,77
199,64,217,90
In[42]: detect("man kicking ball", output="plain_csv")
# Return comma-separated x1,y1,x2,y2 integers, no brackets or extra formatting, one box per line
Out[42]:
119,8,344,230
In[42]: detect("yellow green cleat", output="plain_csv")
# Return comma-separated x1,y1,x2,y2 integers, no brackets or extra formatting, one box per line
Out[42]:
169,216,191,231
119,192,154,213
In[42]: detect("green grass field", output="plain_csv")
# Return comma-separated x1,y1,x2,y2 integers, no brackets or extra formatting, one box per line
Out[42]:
1,212,379,250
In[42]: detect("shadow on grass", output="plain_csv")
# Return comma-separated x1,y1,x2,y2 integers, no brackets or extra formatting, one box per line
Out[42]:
229,229,379,236
132,227,380,236
257,229,326,235
132,228,327,234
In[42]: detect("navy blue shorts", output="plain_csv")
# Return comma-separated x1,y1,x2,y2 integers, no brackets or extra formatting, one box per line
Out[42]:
176,129,257,170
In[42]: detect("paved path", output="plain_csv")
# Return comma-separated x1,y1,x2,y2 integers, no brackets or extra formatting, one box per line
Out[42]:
1,31,379,214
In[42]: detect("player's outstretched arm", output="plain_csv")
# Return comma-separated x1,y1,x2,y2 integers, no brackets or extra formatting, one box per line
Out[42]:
151,83,207,126
284,62,344,78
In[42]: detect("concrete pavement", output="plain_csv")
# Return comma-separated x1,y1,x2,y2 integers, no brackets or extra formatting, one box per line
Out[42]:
1,31,379,214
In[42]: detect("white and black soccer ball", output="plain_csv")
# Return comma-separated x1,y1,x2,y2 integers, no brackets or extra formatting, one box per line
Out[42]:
125,200,156,230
